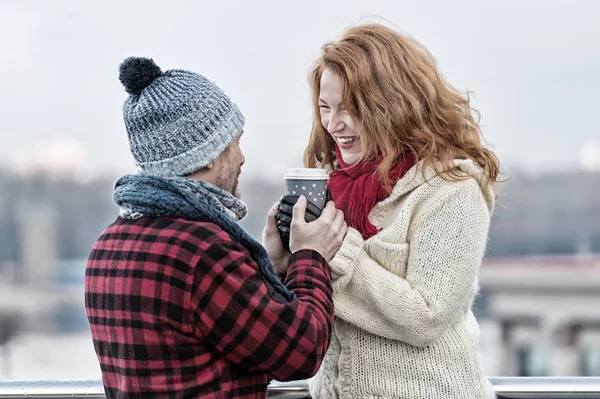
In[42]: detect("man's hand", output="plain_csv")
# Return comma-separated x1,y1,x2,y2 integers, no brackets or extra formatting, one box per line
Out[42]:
262,201,291,276
289,196,347,262
275,195,323,251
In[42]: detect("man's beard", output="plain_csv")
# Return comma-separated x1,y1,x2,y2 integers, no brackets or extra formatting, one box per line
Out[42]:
215,166,242,198
232,170,242,198
232,184,242,199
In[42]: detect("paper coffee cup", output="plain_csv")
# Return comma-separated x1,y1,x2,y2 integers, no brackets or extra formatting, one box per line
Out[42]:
283,168,329,210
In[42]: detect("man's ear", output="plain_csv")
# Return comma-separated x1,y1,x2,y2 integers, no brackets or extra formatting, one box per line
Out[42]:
205,162,215,170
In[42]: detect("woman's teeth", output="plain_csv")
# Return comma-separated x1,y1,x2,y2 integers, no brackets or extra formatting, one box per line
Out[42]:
338,137,357,144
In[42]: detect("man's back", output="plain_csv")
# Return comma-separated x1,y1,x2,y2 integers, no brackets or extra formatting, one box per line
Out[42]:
85,216,333,398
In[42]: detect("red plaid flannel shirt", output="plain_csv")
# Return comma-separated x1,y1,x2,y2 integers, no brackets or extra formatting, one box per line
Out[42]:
85,216,333,398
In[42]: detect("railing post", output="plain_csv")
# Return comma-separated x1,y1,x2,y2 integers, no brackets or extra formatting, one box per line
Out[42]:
0,312,19,380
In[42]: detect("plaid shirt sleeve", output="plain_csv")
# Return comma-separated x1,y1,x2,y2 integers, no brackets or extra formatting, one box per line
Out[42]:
191,230,334,381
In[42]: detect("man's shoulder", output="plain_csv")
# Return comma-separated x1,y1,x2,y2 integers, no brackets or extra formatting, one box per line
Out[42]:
105,216,238,246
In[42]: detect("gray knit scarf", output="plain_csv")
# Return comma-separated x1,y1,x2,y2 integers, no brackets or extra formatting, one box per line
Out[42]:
113,174,294,302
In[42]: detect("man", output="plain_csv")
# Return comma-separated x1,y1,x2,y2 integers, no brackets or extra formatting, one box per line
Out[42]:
85,57,347,398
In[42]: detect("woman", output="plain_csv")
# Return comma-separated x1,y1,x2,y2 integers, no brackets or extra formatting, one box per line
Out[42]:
304,24,500,398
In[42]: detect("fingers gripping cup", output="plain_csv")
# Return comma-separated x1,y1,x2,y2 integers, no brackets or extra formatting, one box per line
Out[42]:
277,168,329,252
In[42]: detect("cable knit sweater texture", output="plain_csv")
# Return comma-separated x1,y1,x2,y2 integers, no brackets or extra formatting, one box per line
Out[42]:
309,159,496,399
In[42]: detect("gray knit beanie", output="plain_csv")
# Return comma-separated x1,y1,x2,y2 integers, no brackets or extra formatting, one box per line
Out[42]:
118,57,245,176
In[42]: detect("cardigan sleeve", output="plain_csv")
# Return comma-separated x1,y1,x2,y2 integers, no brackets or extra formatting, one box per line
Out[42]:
330,177,491,346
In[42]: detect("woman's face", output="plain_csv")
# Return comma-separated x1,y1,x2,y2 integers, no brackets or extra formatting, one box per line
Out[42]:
319,68,363,166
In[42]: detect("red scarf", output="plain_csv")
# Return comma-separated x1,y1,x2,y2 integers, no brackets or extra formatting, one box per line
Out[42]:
327,147,415,239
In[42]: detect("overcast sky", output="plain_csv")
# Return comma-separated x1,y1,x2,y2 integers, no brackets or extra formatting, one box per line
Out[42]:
1,0,599,180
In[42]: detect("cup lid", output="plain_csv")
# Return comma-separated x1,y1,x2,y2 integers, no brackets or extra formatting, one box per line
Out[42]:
283,168,329,180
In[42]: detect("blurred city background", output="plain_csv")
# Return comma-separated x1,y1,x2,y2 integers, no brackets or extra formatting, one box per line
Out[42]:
1,0,599,381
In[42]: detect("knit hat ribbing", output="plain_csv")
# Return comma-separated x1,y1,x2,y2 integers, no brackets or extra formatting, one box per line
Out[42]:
119,57,245,176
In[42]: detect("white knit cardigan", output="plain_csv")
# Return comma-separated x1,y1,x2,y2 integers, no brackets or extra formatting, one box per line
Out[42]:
309,159,496,399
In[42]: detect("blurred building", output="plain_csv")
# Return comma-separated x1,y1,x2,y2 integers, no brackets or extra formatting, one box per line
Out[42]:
477,255,600,376
0,257,87,334
16,204,58,286
487,171,600,257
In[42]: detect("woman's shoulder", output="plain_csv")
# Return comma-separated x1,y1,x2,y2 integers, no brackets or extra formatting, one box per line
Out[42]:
371,159,494,231
390,158,495,211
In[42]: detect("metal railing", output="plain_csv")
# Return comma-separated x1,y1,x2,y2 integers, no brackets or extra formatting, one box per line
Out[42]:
0,378,600,398
491,377,600,398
